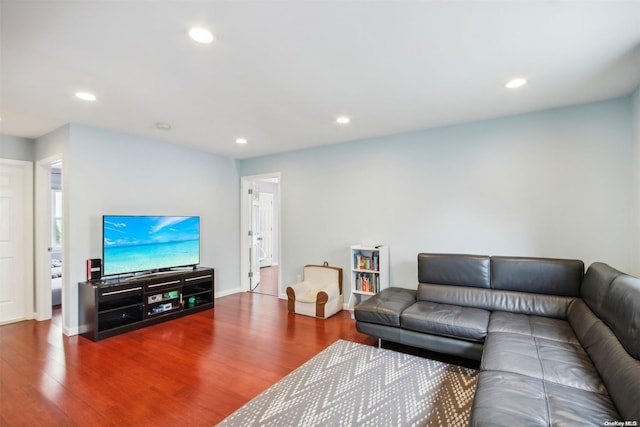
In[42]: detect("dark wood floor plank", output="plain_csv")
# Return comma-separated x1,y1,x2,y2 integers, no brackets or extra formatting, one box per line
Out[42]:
0,292,376,426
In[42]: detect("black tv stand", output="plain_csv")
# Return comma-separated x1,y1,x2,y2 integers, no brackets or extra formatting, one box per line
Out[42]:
110,266,196,282
78,267,214,341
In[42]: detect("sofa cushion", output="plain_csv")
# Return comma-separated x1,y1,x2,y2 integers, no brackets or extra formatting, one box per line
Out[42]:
481,329,606,394
417,283,574,319
417,253,490,289
488,311,580,345
400,301,490,342
354,287,416,327
569,298,640,422
470,371,620,427
490,256,583,296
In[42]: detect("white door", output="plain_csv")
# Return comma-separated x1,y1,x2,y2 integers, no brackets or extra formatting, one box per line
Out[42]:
259,192,274,267
249,188,261,289
0,159,34,324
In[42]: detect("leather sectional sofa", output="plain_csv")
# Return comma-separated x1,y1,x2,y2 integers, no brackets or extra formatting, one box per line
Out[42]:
354,253,640,426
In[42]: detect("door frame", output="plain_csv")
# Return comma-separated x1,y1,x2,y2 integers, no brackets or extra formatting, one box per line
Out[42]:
240,173,281,296
0,158,34,324
35,154,63,321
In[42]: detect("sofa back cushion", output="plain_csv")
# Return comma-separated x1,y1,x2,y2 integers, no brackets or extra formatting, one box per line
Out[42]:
491,256,583,296
582,262,640,360
417,283,574,319
418,253,490,289
416,254,579,318
581,262,621,315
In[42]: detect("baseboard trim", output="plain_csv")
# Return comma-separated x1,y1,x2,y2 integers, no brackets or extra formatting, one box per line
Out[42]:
0,316,27,326
64,326,80,337
215,287,243,298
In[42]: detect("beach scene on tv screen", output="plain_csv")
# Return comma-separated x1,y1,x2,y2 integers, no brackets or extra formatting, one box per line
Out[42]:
103,216,200,275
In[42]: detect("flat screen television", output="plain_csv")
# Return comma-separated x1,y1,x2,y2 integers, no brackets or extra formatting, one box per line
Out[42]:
102,215,200,277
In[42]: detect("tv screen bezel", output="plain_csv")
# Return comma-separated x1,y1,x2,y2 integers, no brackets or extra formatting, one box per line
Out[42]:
102,215,201,278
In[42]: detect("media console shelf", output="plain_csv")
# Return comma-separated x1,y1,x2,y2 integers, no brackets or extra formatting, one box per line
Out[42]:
79,267,214,341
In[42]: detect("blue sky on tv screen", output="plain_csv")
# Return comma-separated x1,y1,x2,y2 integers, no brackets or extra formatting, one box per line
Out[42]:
104,216,199,248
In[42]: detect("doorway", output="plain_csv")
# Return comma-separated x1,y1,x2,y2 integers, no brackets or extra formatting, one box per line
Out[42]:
240,173,280,297
35,154,63,322
50,162,63,310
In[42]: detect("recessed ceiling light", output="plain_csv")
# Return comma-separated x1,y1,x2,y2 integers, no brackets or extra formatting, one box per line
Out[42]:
189,27,214,44
235,137,247,145
336,116,350,124
505,78,527,89
75,91,97,101
155,122,171,131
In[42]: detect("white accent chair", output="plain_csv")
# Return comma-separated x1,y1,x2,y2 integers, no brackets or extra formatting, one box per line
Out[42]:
286,263,343,318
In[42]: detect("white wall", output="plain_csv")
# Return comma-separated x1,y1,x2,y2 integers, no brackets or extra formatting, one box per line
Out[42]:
632,86,640,276
22,93,640,332
0,134,35,161
240,98,636,296
37,124,240,334
34,125,69,161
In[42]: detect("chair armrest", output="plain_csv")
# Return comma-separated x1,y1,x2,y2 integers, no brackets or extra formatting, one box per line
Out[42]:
288,281,341,303
287,282,315,302
321,284,340,301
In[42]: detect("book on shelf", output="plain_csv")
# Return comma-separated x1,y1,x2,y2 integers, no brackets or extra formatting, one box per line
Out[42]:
355,272,378,293
353,251,379,271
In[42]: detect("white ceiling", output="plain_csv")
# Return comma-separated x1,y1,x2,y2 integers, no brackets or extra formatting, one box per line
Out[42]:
1,1,639,159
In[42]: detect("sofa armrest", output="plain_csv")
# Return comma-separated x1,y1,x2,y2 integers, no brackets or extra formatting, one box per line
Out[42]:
354,287,416,327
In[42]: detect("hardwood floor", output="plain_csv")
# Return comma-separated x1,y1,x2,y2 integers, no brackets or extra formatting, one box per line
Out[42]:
251,265,279,296
0,292,376,426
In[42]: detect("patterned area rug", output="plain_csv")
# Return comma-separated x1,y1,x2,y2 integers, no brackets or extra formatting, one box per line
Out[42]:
217,339,478,426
